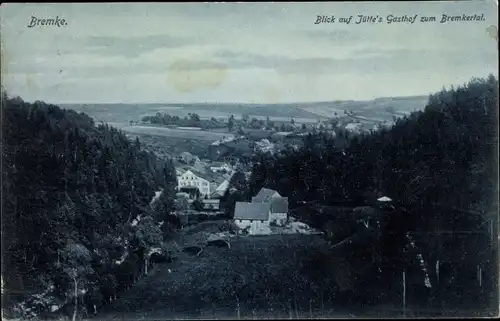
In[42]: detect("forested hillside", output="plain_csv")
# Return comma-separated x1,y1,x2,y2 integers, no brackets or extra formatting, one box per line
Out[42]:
1,93,178,319
246,75,499,311
250,76,498,208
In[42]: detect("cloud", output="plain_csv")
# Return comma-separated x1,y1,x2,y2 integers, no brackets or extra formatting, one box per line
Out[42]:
301,30,363,44
211,47,497,76
83,34,198,58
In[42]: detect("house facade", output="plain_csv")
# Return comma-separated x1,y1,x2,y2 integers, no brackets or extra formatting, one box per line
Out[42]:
269,197,289,226
177,170,210,197
234,202,272,235
252,187,289,227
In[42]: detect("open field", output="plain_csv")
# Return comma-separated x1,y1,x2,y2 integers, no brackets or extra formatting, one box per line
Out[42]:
59,103,326,125
298,96,429,121
126,134,213,159
60,96,428,127
119,126,235,141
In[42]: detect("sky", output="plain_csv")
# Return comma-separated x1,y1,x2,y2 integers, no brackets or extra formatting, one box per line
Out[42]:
0,1,498,104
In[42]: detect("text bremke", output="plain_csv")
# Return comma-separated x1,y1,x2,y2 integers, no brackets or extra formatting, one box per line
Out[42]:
27,16,67,28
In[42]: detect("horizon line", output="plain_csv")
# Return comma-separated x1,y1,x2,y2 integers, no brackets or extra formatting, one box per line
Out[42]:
52,94,431,106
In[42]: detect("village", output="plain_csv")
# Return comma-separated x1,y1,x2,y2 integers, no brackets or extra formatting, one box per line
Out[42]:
170,150,396,237
172,151,318,236
136,110,399,238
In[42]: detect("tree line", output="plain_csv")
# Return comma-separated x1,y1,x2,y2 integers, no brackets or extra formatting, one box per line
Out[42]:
2,93,179,319
222,75,498,313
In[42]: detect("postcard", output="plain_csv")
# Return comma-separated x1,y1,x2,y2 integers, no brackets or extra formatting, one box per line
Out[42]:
1,1,498,320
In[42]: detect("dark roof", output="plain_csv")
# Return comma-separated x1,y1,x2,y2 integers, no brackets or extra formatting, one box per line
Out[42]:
253,188,281,202
234,202,270,221
271,197,289,213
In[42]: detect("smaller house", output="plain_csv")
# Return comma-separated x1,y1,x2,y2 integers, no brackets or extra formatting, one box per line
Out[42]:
269,197,289,226
345,123,363,133
376,195,395,211
251,187,288,226
234,202,272,235
180,152,195,164
377,196,392,202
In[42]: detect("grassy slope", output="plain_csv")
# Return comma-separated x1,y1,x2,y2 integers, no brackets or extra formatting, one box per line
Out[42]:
96,234,347,320
90,221,487,320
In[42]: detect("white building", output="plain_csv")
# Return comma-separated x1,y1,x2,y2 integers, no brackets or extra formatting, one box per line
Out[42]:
345,122,363,133
177,170,211,197
234,202,272,235
210,162,232,173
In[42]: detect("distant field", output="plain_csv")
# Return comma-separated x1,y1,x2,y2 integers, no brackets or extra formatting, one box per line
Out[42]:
119,126,235,141
60,103,327,125
128,133,212,159
299,96,429,121
60,96,428,128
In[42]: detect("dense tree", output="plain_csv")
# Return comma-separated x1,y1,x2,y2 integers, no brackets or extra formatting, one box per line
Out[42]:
221,170,250,218
2,95,178,319
228,114,235,132
248,75,498,310
142,112,225,130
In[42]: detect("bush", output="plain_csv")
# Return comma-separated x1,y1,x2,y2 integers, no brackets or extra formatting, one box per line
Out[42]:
192,199,204,211
218,221,239,233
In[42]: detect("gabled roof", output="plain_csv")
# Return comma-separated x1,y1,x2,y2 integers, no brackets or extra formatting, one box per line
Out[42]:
180,169,210,182
253,187,281,202
271,197,288,213
216,180,229,192
234,202,270,221
180,170,195,177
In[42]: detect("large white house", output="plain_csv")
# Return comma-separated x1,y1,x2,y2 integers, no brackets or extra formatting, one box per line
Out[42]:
177,170,211,197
